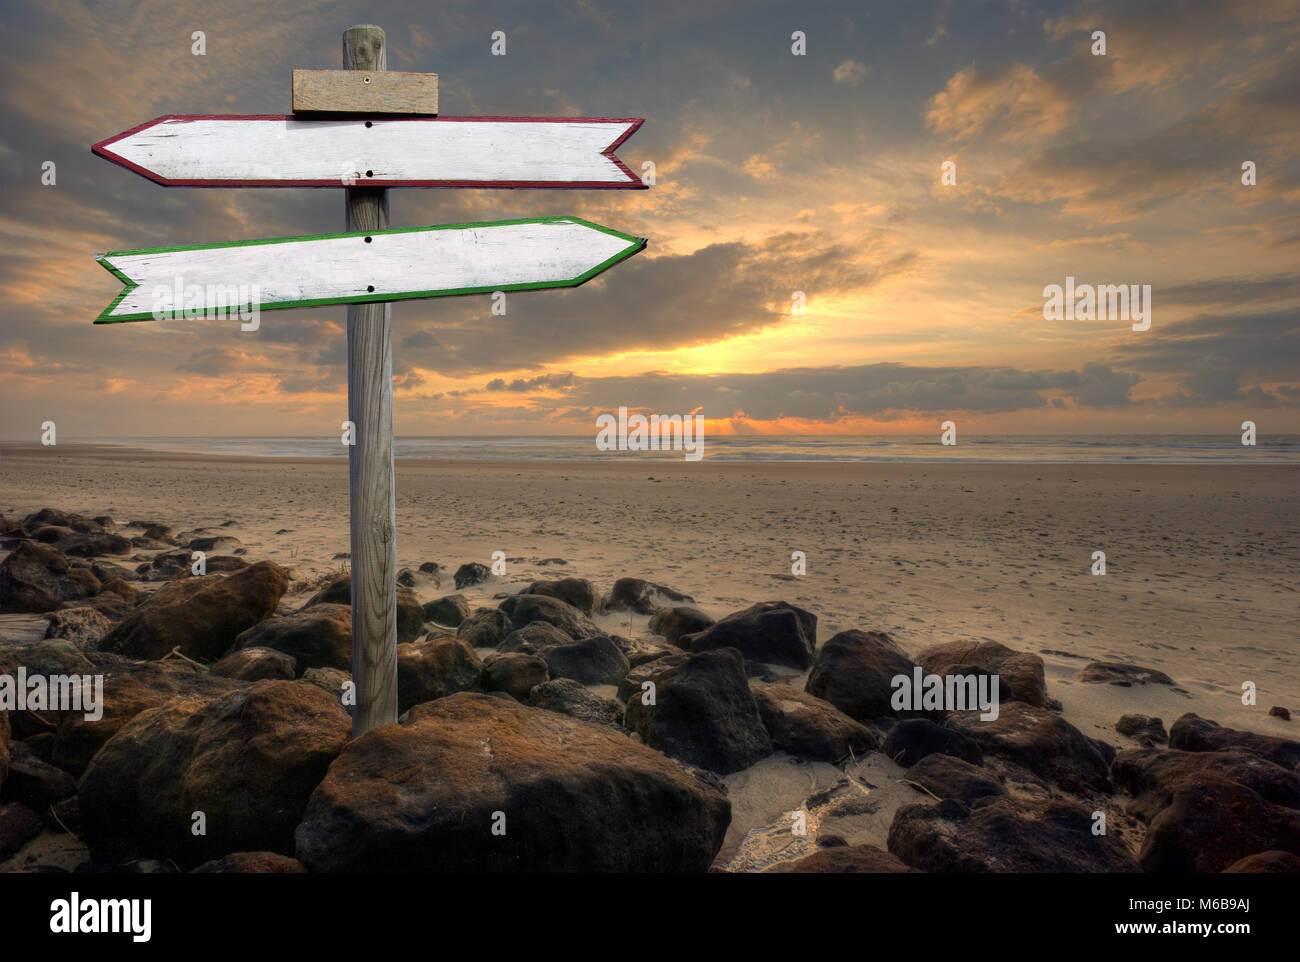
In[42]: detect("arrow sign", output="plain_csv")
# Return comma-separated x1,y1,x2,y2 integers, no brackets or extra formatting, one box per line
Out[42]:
92,217,646,323
92,115,646,188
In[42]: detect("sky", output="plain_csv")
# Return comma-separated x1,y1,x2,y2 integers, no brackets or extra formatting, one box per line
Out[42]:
1,0,1298,438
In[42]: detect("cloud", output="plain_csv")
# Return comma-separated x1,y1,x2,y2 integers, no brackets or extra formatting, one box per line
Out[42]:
833,60,867,86
925,63,1072,143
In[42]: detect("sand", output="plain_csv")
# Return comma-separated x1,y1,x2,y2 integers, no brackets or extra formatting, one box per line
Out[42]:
1,442,1296,869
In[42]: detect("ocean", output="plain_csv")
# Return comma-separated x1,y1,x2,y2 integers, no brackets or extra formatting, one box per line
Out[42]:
82,435,1300,463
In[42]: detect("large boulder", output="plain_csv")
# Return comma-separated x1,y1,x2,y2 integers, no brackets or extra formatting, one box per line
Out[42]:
605,578,694,615
687,601,816,670
624,648,772,775
648,606,715,645
888,796,1140,873
1,740,78,815
883,718,983,768
396,636,483,712
498,621,575,655
805,629,916,722
210,647,297,682
917,640,1048,708
453,562,492,589
79,680,350,867
52,531,132,558
498,594,602,641
529,678,624,728
234,604,351,673
905,753,1004,806
769,844,918,874
294,692,730,872
43,607,114,650
1112,747,1300,823
1169,713,1300,770
53,658,246,776
303,575,422,642
750,682,877,763
945,702,1112,794
525,578,597,616
100,562,289,662
618,651,690,703
541,635,630,686
1221,851,1300,873
0,541,100,612
481,653,549,702
457,608,511,647
1139,775,1300,872
423,594,471,628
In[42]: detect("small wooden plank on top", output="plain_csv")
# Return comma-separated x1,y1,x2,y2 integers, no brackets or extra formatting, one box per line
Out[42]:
292,68,438,115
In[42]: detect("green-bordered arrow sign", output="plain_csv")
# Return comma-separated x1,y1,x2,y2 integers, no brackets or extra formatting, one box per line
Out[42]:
92,216,646,323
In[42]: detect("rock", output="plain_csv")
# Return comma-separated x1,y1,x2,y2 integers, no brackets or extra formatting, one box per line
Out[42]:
750,682,877,762
53,531,132,557
234,604,351,673
888,796,1139,872
0,639,95,679
453,562,492,589
0,710,9,788
423,594,471,627
1139,775,1300,872
396,568,416,588
192,852,309,873
303,573,351,607
53,659,246,776
88,560,134,584
101,562,289,662
687,601,816,670
295,692,730,872
1271,707,1292,721
648,605,715,645
456,608,511,647
1221,851,1300,873
541,635,630,686
1115,713,1168,745
883,718,983,767
917,640,1048,707
498,621,575,655
43,607,113,650
417,562,440,574
188,535,241,553
769,844,918,873
1,740,77,817
605,577,694,615
78,680,350,867
1111,747,1300,823
624,648,772,775
395,589,425,643
300,668,350,704
945,702,1112,794
96,578,136,604
137,523,173,542
618,651,690,703
1079,661,1175,686
0,541,100,612
0,802,42,860
905,753,1004,805
498,593,603,641
1169,713,1300,770
210,646,297,681
525,578,597,615
610,635,681,668
481,653,549,701
397,636,483,712
21,509,101,534
805,629,916,721
529,678,624,727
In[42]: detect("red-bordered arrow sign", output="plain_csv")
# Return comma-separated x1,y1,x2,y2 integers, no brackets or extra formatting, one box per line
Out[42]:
92,115,647,188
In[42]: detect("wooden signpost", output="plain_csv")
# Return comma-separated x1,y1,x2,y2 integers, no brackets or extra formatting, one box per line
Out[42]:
91,24,647,736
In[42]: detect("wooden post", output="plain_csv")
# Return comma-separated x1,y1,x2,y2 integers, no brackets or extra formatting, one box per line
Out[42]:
343,24,397,736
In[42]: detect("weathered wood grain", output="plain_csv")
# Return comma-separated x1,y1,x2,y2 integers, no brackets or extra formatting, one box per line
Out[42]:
292,69,438,115
344,23,397,737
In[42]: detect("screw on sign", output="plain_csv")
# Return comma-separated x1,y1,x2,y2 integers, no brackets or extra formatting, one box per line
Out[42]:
90,24,647,736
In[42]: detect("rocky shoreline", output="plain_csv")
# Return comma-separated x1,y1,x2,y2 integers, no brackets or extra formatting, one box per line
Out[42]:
1,506,1297,873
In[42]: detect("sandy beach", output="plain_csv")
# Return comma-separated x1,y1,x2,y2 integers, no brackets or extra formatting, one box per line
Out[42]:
1,442,1297,871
